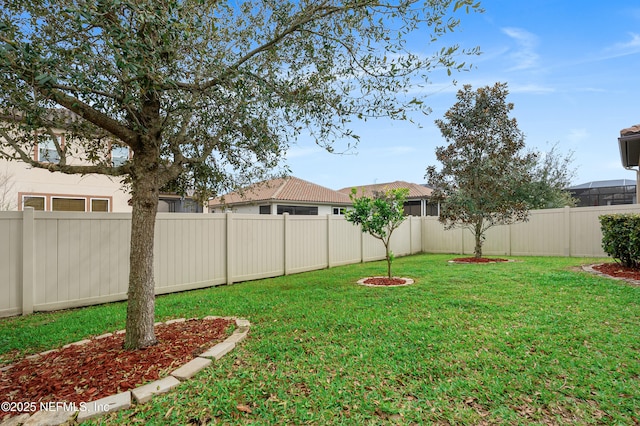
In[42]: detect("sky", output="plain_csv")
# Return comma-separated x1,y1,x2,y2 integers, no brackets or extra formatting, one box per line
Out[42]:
283,1,640,191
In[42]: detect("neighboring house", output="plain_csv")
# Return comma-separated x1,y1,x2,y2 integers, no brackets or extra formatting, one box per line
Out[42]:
0,119,201,213
0,157,132,213
158,193,204,213
339,180,436,216
208,176,352,215
617,124,640,204
568,179,637,207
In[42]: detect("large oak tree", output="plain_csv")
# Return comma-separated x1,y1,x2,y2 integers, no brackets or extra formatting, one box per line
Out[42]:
0,0,480,348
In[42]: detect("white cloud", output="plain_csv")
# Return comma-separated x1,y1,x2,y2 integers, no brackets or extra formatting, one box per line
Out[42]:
612,32,640,51
285,145,323,159
595,33,640,61
501,27,540,71
567,128,589,143
509,83,555,94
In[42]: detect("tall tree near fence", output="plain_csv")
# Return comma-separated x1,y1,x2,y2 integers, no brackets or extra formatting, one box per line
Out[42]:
426,82,535,259
524,142,577,209
0,0,481,349
346,188,409,278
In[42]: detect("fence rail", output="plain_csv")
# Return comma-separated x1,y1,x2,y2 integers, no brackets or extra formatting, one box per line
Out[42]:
1,204,638,317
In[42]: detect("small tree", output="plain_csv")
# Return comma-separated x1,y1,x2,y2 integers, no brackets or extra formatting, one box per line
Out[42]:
426,82,535,258
523,143,577,209
346,188,409,278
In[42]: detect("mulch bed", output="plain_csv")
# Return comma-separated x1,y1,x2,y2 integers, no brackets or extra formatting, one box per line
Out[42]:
361,277,410,286
450,257,510,263
591,262,640,281
0,318,232,416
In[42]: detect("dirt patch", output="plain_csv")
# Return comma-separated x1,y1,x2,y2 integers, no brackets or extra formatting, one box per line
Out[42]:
0,317,233,416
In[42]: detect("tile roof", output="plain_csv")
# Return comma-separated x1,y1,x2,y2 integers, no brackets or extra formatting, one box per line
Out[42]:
209,176,351,207
338,181,433,199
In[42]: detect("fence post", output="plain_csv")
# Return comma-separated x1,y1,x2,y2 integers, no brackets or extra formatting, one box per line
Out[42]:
327,214,332,268
564,206,571,256
225,212,234,285
22,207,35,315
421,216,427,253
409,216,413,254
283,213,289,275
360,225,365,263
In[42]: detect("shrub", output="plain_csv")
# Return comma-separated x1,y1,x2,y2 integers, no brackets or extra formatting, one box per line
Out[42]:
599,214,640,269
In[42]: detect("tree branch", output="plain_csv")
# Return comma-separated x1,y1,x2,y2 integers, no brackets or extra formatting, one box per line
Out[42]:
0,128,129,176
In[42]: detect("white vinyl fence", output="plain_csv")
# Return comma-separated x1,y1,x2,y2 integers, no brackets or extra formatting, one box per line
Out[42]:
1,204,638,317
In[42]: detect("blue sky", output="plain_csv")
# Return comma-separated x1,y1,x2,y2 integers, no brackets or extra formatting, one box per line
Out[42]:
285,1,640,191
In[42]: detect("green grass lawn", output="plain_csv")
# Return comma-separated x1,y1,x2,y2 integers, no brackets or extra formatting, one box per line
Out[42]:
1,254,639,425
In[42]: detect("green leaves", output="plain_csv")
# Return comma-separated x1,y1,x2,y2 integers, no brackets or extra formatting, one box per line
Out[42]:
34,73,56,87
346,187,409,277
599,214,640,269
426,83,533,258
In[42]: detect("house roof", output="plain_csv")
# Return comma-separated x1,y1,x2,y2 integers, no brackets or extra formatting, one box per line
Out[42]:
619,124,640,168
338,181,433,199
209,176,351,207
568,179,637,190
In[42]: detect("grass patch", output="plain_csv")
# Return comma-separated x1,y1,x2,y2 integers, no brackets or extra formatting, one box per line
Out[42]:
1,254,639,424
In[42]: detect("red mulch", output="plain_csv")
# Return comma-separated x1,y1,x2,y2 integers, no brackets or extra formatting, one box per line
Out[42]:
592,262,640,281
362,277,409,286
0,318,232,416
451,257,510,263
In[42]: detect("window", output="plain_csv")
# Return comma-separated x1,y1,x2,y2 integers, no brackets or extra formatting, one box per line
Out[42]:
38,135,62,163
91,199,110,212
277,205,318,215
259,205,271,214
426,201,439,216
23,196,45,211
403,201,421,216
52,197,86,212
20,193,113,212
332,207,346,215
111,144,130,167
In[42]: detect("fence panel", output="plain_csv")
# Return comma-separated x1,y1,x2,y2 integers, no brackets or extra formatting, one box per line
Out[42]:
32,212,131,312
422,217,463,254
286,216,328,274
420,204,640,258
4,204,640,318
409,216,422,255
229,214,284,283
328,215,362,267
0,212,22,317
154,213,227,294
510,208,567,256
568,204,640,257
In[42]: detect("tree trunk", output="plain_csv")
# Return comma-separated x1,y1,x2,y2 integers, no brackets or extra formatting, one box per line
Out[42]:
384,240,392,278
124,148,160,350
474,219,483,259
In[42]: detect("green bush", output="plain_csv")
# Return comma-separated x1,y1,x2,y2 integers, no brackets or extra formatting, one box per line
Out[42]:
599,214,640,268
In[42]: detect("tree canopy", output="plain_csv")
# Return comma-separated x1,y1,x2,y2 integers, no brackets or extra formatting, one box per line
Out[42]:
426,82,535,258
0,0,481,348
346,187,409,278
523,143,577,209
